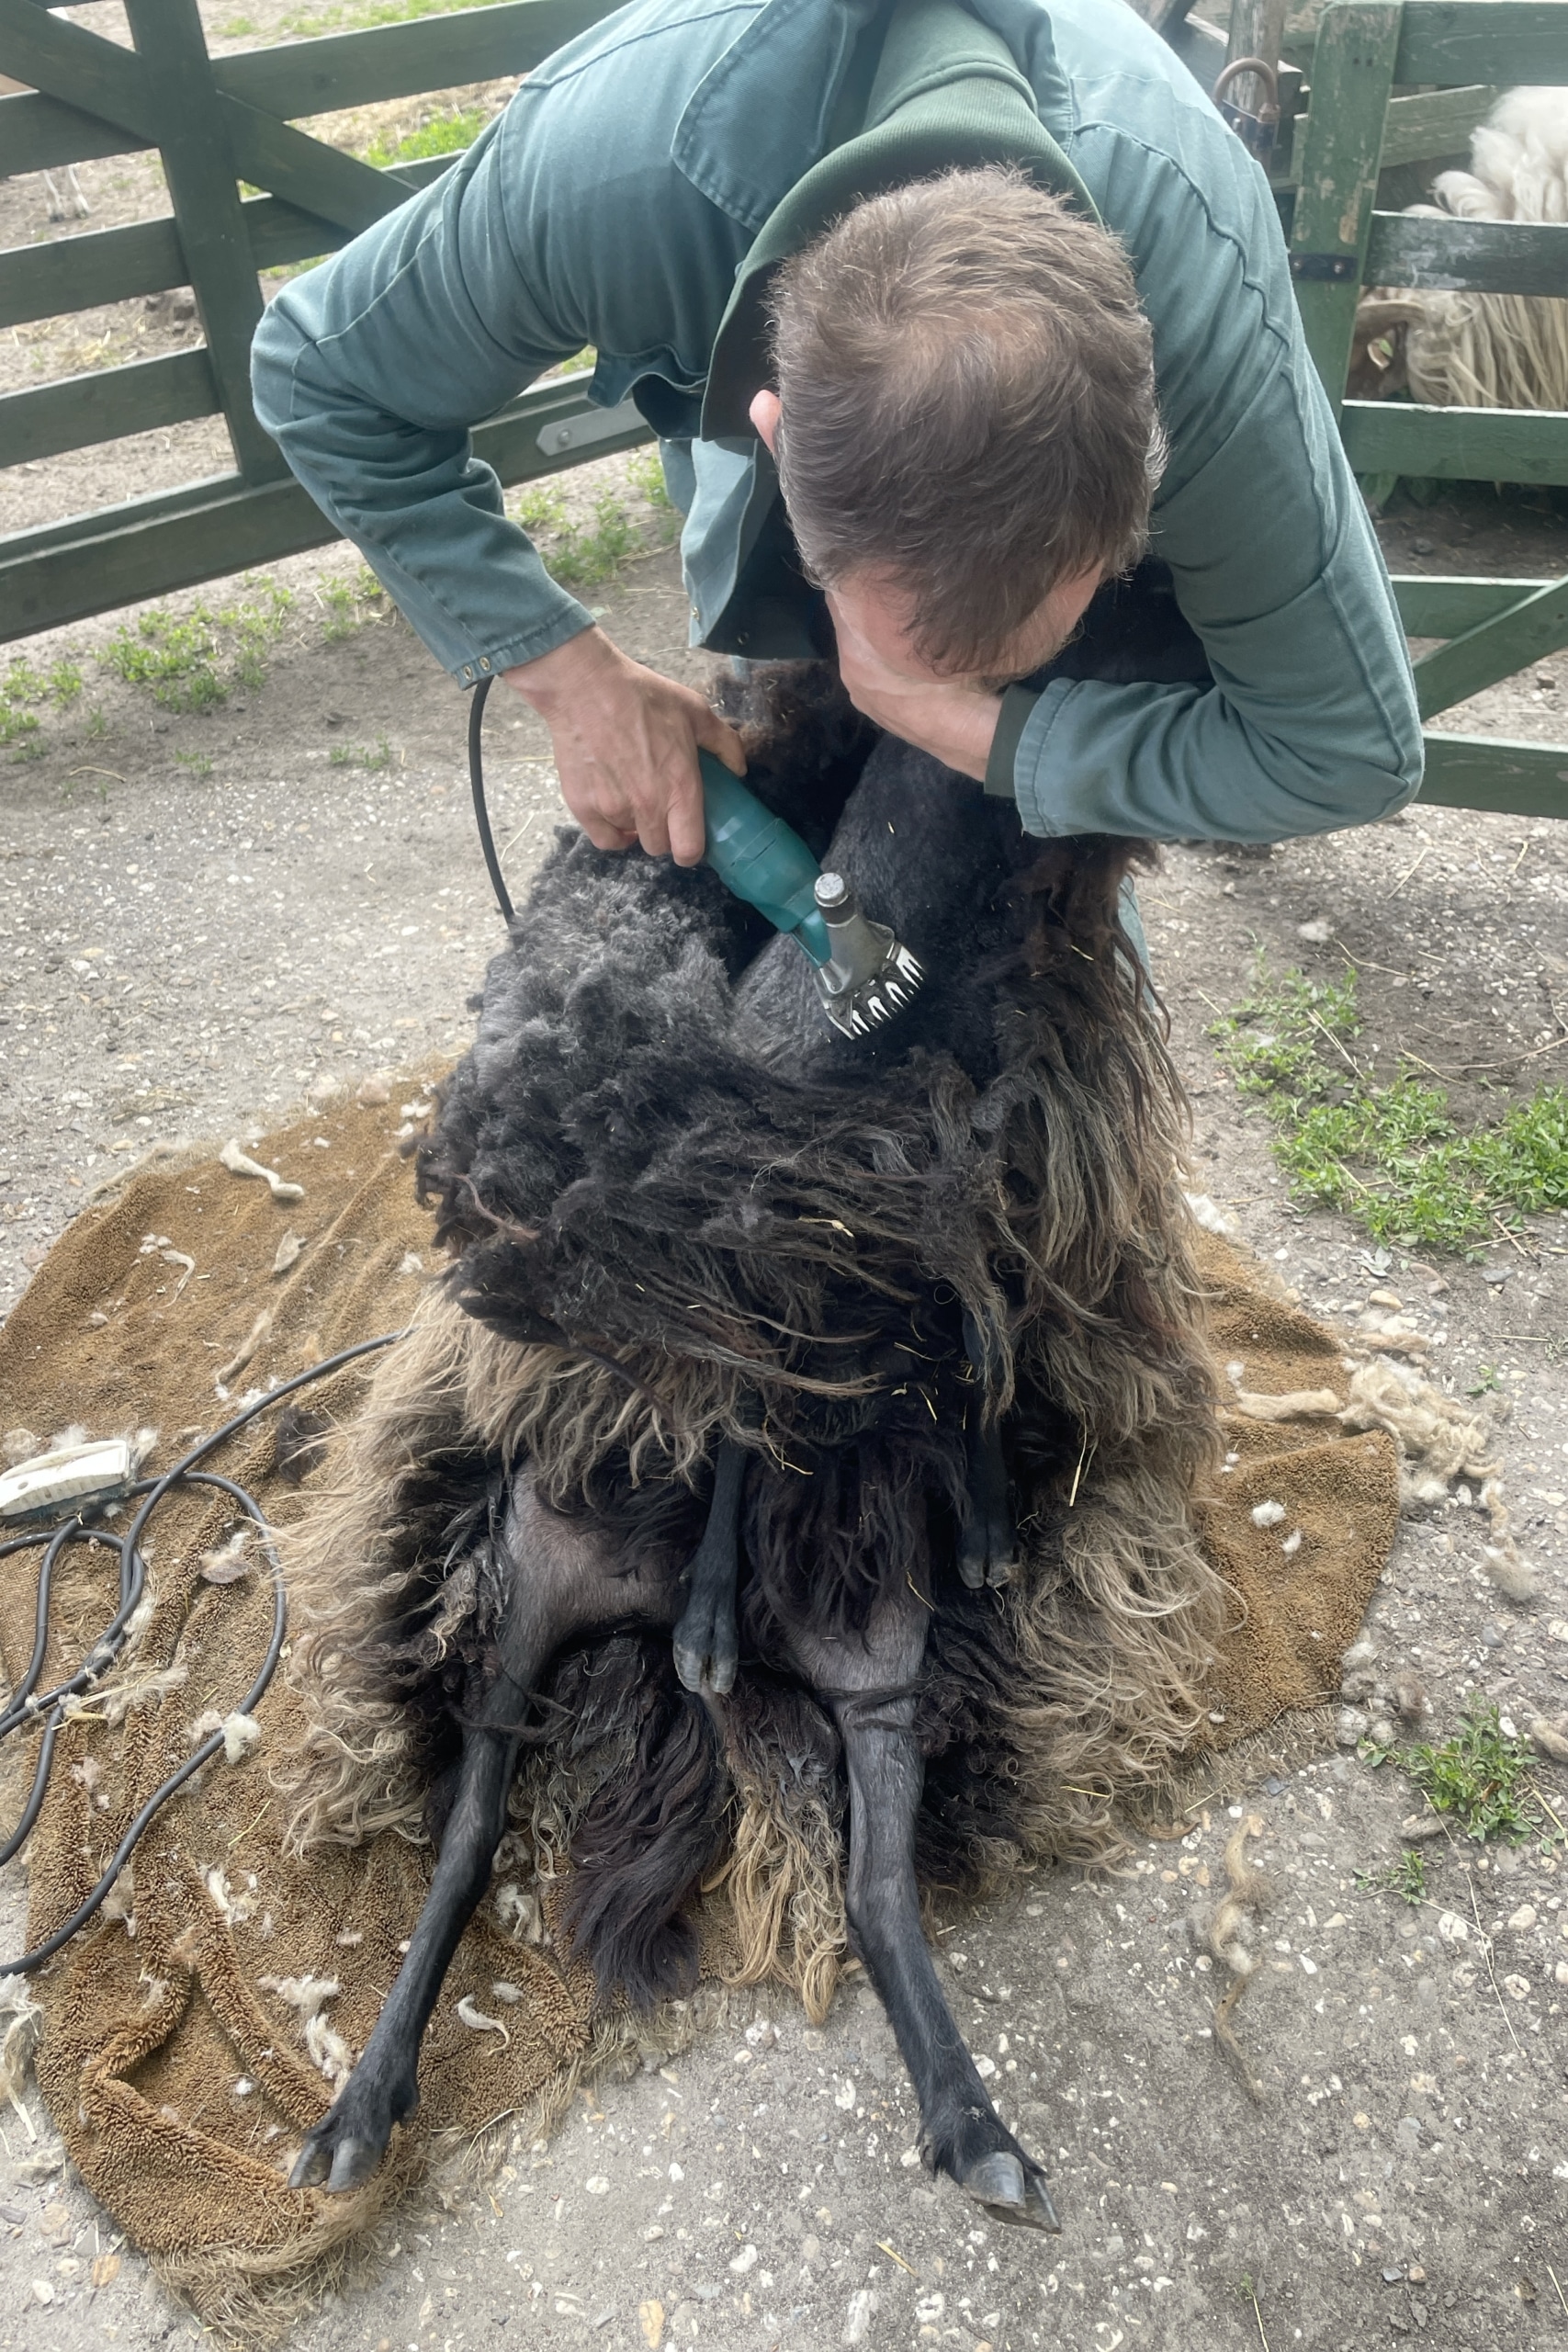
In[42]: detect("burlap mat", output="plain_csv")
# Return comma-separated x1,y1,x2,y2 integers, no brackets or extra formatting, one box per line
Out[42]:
0,1087,1396,2326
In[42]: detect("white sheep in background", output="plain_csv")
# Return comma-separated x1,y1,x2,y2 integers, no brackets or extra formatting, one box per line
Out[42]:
1351,86,1568,412
1439,85,1568,228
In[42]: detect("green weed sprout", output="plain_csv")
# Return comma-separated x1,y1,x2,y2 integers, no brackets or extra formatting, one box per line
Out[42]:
2,656,85,759
282,0,497,35
514,481,668,590
1365,1700,1540,1846
320,567,386,642
364,105,489,169
1357,1849,1429,1905
1211,959,1568,1253
329,736,393,771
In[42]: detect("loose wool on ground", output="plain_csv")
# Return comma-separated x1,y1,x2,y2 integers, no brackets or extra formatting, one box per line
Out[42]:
0,1091,1396,2335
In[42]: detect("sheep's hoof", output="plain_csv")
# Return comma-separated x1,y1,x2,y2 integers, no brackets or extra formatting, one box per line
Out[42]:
962,2149,1060,2233
289,2071,413,2193
958,1520,1016,1591
672,1586,739,1697
930,2101,1061,2232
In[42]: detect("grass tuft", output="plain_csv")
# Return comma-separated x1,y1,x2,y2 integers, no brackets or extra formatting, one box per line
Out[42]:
510,463,679,592
362,105,491,169
1365,1700,1540,1846
281,0,499,33
1,657,85,760
320,567,387,643
549,489,644,589
1359,1848,1429,1905
103,577,293,711
1211,959,1568,1253
329,736,393,771
626,445,677,514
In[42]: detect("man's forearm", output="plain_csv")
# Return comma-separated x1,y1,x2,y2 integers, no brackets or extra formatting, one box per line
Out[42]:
248,112,593,685
1007,671,1422,844
253,293,592,683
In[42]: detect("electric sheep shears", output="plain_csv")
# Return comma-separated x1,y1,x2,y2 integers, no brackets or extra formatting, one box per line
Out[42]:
696,750,923,1038
468,677,924,1040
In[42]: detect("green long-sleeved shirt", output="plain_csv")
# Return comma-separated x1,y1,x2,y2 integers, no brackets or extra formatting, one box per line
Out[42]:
250,0,1423,842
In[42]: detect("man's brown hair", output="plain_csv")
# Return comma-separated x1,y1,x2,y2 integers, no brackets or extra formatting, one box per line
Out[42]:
767,168,1163,672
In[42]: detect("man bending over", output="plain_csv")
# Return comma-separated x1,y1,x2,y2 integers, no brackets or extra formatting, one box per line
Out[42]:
251,0,1421,861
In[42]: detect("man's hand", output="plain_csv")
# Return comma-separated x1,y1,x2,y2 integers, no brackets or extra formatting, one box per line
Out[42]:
502,627,745,864
829,594,1002,782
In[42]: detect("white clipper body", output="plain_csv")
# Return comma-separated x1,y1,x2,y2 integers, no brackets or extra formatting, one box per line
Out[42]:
0,1436,137,1522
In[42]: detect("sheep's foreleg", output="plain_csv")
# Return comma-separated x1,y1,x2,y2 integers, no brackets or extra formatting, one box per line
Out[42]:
291,1484,676,2194
788,1584,1057,2230
959,1310,1015,1590
672,1438,747,1695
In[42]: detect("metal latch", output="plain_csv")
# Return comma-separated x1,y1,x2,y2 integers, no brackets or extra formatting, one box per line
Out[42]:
1213,56,1280,166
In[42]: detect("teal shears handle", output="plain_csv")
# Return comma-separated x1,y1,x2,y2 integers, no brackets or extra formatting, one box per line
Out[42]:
699,752,831,968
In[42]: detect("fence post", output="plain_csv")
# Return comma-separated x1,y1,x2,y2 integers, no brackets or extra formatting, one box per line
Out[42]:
1289,2,1403,414
120,0,286,482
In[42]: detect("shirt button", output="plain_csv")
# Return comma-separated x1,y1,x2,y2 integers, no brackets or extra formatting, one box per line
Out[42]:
479,657,491,672
463,664,474,680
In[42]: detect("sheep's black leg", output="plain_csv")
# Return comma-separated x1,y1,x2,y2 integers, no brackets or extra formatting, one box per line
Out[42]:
290,1485,678,2195
289,1687,522,2192
672,1438,748,1695
785,1587,1058,2231
959,1311,1016,1591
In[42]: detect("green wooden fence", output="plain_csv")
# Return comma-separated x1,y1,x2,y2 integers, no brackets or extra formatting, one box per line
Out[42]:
0,0,646,637
1288,1,1568,821
1,0,1565,819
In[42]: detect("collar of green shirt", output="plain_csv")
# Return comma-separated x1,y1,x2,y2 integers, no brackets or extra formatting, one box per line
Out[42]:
697,0,1099,439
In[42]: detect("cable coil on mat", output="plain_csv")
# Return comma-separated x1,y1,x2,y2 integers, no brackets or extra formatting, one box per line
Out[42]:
0,1331,401,1973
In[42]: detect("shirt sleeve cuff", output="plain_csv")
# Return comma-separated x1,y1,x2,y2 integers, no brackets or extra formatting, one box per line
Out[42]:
450,602,597,686
983,684,1039,798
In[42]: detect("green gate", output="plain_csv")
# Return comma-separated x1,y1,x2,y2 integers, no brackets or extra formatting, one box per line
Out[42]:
1,0,1565,820
1286,2,1568,821
0,0,646,635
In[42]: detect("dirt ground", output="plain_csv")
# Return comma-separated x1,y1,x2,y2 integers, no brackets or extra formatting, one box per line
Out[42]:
1,475,1565,2352
5,13,1568,2343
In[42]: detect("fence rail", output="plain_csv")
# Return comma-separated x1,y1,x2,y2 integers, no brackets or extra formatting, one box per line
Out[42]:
1287,0,1567,819
0,0,642,630
1,0,1564,819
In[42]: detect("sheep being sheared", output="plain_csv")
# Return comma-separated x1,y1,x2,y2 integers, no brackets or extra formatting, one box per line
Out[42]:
1351,87,1568,410
277,630,1228,2229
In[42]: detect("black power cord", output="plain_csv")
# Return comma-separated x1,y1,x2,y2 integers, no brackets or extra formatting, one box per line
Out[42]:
0,1331,402,1973
467,673,514,927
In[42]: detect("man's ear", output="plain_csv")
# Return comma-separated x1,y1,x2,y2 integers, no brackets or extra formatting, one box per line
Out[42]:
749,388,782,455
